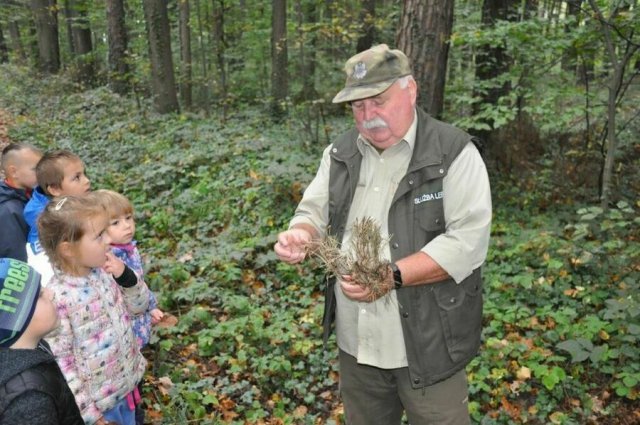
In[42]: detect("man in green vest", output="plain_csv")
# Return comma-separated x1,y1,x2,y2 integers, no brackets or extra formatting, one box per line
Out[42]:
274,44,492,425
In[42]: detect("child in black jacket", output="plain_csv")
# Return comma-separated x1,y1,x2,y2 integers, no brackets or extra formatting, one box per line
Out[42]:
0,258,83,425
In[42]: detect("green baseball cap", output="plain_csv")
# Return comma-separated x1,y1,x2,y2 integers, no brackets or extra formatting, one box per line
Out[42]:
0,258,41,348
332,44,412,104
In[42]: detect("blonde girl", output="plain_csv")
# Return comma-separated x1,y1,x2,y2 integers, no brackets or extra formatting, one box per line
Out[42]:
38,193,150,425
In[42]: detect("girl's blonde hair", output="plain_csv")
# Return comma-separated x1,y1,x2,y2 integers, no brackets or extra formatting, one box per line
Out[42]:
38,193,107,274
93,189,134,219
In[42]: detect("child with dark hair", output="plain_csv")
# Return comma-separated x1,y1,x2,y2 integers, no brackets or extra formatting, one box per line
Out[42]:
0,143,42,262
0,258,83,425
23,150,91,286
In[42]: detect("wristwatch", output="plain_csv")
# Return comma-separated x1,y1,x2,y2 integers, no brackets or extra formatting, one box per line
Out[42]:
390,263,403,289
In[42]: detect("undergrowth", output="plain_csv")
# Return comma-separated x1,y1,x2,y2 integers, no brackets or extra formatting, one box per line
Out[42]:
1,65,638,424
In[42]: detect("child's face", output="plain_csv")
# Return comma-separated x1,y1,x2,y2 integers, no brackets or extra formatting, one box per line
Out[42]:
10,149,41,189
70,215,112,276
29,287,60,338
107,213,136,245
49,159,91,197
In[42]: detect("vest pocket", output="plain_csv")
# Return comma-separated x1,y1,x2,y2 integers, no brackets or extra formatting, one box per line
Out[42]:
415,200,445,244
433,278,483,363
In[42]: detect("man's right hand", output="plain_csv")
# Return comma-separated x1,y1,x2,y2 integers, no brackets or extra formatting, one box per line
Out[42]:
274,228,312,264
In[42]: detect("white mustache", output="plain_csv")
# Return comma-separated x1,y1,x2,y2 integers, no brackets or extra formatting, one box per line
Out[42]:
362,117,388,129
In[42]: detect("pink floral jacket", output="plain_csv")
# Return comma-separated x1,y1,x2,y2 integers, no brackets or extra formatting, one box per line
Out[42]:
47,267,149,424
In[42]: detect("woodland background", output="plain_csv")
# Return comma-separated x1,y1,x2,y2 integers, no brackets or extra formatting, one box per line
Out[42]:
0,0,639,424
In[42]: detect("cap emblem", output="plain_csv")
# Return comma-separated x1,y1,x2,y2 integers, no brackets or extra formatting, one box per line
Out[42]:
352,62,367,80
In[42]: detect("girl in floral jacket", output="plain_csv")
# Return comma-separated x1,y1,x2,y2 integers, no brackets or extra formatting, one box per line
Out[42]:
37,194,150,425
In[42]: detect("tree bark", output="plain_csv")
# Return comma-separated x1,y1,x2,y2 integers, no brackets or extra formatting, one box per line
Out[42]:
30,0,60,73
142,0,180,113
562,0,582,78
294,0,317,101
0,24,8,63
212,0,227,110
106,0,130,94
66,0,94,84
179,0,193,110
270,0,288,119
356,0,375,53
396,0,454,118
7,20,27,63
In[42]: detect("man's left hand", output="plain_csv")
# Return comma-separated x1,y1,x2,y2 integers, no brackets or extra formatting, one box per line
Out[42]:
339,275,373,302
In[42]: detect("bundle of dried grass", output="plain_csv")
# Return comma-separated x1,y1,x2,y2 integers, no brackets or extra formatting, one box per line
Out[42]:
308,217,392,301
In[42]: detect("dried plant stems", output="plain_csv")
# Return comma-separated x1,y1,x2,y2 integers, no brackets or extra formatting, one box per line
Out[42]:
308,217,392,301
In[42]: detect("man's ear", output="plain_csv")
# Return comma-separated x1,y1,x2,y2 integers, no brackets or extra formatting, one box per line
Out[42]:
47,185,63,197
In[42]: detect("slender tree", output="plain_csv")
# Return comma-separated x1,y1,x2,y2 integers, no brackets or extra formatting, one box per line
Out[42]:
7,19,26,63
270,0,288,118
179,0,192,110
142,0,179,113
295,0,317,101
587,0,640,210
106,0,129,94
397,0,454,118
0,24,8,63
212,0,227,114
66,0,94,84
30,0,60,73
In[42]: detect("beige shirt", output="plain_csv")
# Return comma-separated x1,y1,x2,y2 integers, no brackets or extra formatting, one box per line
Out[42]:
290,111,492,368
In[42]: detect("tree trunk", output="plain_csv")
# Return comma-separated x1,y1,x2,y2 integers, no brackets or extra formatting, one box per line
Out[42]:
8,20,27,63
30,0,60,74
562,0,582,78
179,0,193,110
0,24,8,63
142,0,180,113
396,0,454,119
67,0,94,84
587,0,639,210
106,0,130,94
193,0,210,114
356,0,375,53
212,0,227,111
62,0,75,54
295,0,317,101
270,0,288,119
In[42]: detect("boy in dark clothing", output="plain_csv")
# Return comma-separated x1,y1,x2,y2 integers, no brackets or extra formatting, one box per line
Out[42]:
0,258,83,425
0,144,42,262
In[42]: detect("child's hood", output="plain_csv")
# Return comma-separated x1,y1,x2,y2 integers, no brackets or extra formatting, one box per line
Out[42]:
0,341,55,386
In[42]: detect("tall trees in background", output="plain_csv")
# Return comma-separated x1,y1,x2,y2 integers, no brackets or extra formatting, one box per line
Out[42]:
142,0,179,113
397,0,454,118
0,0,637,211
270,0,288,118
30,0,60,73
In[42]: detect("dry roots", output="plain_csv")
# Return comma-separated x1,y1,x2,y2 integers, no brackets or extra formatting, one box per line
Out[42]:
308,217,392,301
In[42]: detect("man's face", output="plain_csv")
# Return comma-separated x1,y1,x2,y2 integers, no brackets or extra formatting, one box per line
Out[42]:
351,78,417,150
10,149,42,189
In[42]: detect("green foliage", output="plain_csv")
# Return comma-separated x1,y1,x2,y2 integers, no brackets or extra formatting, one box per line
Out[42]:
1,60,638,423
